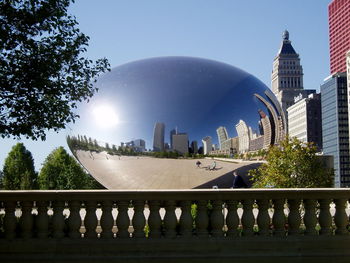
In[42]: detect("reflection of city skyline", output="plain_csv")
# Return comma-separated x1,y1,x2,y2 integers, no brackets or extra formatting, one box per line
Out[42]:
149,91,286,156
69,57,287,157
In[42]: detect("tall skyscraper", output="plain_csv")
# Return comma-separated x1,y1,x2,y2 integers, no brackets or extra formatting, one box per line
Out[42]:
328,0,350,74
172,133,189,155
235,120,250,153
321,73,350,187
190,141,198,154
153,122,165,152
170,128,177,149
271,30,305,114
287,93,322,150
202,136,212,155
258,109,272,149
216,126,229,150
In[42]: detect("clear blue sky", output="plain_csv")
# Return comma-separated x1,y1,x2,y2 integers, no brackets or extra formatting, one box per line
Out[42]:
0,0,332,170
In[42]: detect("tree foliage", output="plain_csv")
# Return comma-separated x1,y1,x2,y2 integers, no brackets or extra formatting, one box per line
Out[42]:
0,0,110,140
2,143,37,189
38,146,102,189
249,136,334,188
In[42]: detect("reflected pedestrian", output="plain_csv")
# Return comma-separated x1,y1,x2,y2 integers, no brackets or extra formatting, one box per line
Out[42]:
232,171,247,188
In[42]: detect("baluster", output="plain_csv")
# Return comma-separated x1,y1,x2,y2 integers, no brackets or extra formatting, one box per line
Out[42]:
210,200,224,237
318,199,332,235
67,200,82,239
241,199,255,236
132,200,146,238
257,199,270,236
52,201,65,238
148,200,162,238
225,200,239,237
287,199,301,236
4,201,17,239
272,199,285,236
36,201,49,238
196,200,209,237
84,201,98,238
164,200,178,238
19,201,33,239
100,200,114,239
304,199,318,235
179,200,193,238
116,201,130,238
334,199,349,235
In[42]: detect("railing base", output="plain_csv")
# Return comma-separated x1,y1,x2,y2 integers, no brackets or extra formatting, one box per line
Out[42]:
1,236,349,263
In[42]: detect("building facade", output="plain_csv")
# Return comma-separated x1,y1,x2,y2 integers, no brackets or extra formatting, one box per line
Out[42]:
347,51,350,134
271,30,306,114
170,128,177,149
190,140,198,154
216,126,229,150
258,109,272,149
287,93,322,150
153,122,165,152
202,136,212,155
172,133,189,155
321,73,350,187
328,0,350,74
235,120,250,153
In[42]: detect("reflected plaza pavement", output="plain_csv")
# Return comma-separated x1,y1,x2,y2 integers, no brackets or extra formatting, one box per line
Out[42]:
76,150,259,189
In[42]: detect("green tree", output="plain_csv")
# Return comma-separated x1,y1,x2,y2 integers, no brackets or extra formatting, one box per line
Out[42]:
2,143,37,189
249,136,334,188
38,146,99,189
0,170,4,189
0,0,110,140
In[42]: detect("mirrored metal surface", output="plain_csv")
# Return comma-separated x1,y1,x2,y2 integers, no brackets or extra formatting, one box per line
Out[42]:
67,56,285,189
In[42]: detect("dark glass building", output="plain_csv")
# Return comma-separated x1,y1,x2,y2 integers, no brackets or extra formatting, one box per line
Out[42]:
321,73,350,187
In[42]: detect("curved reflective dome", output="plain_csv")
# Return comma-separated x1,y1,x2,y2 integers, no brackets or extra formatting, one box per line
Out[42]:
67,56,285,189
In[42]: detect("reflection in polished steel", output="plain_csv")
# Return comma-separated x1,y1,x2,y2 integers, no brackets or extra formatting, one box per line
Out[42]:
67,56,286,189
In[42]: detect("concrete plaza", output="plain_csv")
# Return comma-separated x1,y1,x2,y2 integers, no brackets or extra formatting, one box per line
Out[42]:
76,151,261,189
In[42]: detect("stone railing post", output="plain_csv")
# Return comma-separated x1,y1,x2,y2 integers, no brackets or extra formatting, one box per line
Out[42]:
256,199,270,236
84,201,98,238
195,200,209,237
287,199,301,236
148,200,162,238
52,200,65,239
334,199,349,235
67,200,82,239
132,200,146,238
36,201,49,239
179,200,193,238
4,201,17,239
241,199,255,236
116,200,130,238
272,199,285,236
318,199,332,235
303,199,318,235
19,201,34,239
225,200,239,237
164,200,178,238
210,200,224,237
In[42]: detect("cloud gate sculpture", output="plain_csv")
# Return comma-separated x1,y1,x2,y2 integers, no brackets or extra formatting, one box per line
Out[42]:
67,56,286,189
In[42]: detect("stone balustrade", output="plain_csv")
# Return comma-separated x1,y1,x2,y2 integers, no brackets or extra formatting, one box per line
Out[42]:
1,189,350,262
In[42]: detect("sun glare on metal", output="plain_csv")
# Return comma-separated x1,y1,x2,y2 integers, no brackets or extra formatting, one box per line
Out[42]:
92,104,119,129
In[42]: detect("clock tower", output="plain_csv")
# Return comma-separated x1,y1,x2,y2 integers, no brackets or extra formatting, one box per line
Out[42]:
271,30,307,114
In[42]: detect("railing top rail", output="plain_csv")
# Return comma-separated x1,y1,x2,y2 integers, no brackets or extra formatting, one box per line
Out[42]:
0,188,349,201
